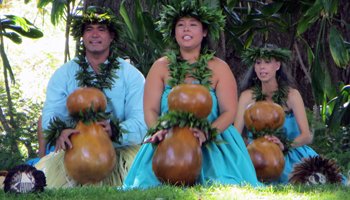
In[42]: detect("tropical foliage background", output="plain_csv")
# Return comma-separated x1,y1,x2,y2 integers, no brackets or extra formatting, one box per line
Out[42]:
0,0,349,177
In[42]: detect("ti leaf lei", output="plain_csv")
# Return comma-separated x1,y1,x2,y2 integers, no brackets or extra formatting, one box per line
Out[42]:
75,44,120,90
166,49,214,89
147,49,218,143
45,45,124,146
251,83,292,154
147,111,218,144
252,83,289,107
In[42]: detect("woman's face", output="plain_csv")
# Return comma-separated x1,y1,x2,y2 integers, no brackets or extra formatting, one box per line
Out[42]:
174,17,207,50
254,58,281,83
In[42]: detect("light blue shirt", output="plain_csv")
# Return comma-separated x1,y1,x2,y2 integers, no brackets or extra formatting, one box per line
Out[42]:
42,58,147,146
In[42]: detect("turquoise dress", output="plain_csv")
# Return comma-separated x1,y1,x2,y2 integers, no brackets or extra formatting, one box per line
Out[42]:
272,112,318,184
123,85,262,189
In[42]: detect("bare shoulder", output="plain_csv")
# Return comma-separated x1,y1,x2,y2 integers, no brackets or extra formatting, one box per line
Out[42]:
287,88,304,107
288,88,303,101
239,89,254,103
208,56,231,70
152,56,170,69
147,56,169,76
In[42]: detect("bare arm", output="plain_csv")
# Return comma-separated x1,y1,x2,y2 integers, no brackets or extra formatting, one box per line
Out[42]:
210,58,238,133
143,57,169,128
234,90,254,134
37,116,46,158
287,89,313,147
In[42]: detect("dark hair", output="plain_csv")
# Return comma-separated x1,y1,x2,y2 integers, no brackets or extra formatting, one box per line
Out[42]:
71,6,120,42
239,53,296,93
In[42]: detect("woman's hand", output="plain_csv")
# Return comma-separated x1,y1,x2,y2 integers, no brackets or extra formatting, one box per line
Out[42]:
97,120,112,137
191,128,207,146
55,128,79,151
264,135,285,151
144,129,169,144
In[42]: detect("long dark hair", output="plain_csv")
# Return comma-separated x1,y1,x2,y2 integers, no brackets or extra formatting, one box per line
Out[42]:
239,46,296,93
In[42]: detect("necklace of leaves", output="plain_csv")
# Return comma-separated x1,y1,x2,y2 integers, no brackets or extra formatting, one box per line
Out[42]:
251,83,292,154
147,49,219,144
252,83,289,106
75,45,120,90
45,45,123,147
166,49,214,89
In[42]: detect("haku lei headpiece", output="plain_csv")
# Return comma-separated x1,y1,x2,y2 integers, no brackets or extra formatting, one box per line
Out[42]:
71,6,121,42
241,44,292,67
157,0,225,45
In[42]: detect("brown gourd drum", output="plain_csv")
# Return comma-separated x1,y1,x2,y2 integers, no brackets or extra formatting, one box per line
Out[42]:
152,84,212,185
64,87,116,184
247,137,285,182
244,101,285,132
244,100,286,182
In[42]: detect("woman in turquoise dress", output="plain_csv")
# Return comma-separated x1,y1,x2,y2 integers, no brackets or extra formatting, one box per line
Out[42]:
234,44,343,184
123,1,261,189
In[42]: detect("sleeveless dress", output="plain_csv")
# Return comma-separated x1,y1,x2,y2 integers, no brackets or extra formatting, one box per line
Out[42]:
123,85,262,189
272,112,318,184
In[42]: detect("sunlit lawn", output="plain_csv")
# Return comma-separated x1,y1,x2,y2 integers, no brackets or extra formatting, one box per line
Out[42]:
1,184,349,200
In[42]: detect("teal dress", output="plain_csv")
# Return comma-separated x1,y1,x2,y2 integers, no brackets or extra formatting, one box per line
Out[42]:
123,85,262,189
273,112,318,184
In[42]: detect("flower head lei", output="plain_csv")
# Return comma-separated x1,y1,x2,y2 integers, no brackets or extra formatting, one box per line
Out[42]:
157,0,225,45
241,44,292,67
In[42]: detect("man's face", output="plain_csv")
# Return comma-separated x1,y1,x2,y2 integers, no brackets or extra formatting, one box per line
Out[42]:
82,24,114,55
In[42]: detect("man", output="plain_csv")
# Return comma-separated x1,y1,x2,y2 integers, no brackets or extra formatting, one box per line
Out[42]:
36,6,147,188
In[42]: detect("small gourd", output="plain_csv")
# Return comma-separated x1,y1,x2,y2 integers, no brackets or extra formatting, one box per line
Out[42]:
244,101,285,132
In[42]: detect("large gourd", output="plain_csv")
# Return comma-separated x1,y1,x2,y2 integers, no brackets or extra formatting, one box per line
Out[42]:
64,87,116,184
152,84,212,185
152,126,202,185
244,100,285,182
247,137,285,182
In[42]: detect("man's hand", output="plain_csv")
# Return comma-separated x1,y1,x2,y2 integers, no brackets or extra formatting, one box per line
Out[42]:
97,120,112,137
55,128,79,151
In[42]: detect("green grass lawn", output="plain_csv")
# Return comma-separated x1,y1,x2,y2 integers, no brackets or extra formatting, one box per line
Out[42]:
1,184,349,200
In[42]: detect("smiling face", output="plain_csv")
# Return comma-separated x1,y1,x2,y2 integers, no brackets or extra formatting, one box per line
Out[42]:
82,23,114,57
254,58,281,83
174,17,207,51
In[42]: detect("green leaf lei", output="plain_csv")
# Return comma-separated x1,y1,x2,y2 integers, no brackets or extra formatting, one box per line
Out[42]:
157,0,225,46
70,6,121,43
147,111,218,144
74,44,120,90
251,84,292,154
166,49,214,89
45,105,124,146
252,84,289,107
241,46,291,67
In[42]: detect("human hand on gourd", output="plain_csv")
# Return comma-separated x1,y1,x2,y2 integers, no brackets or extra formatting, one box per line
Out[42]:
96,120,112,137
264,135,285,151
145,128,207,146
55,128,79,151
